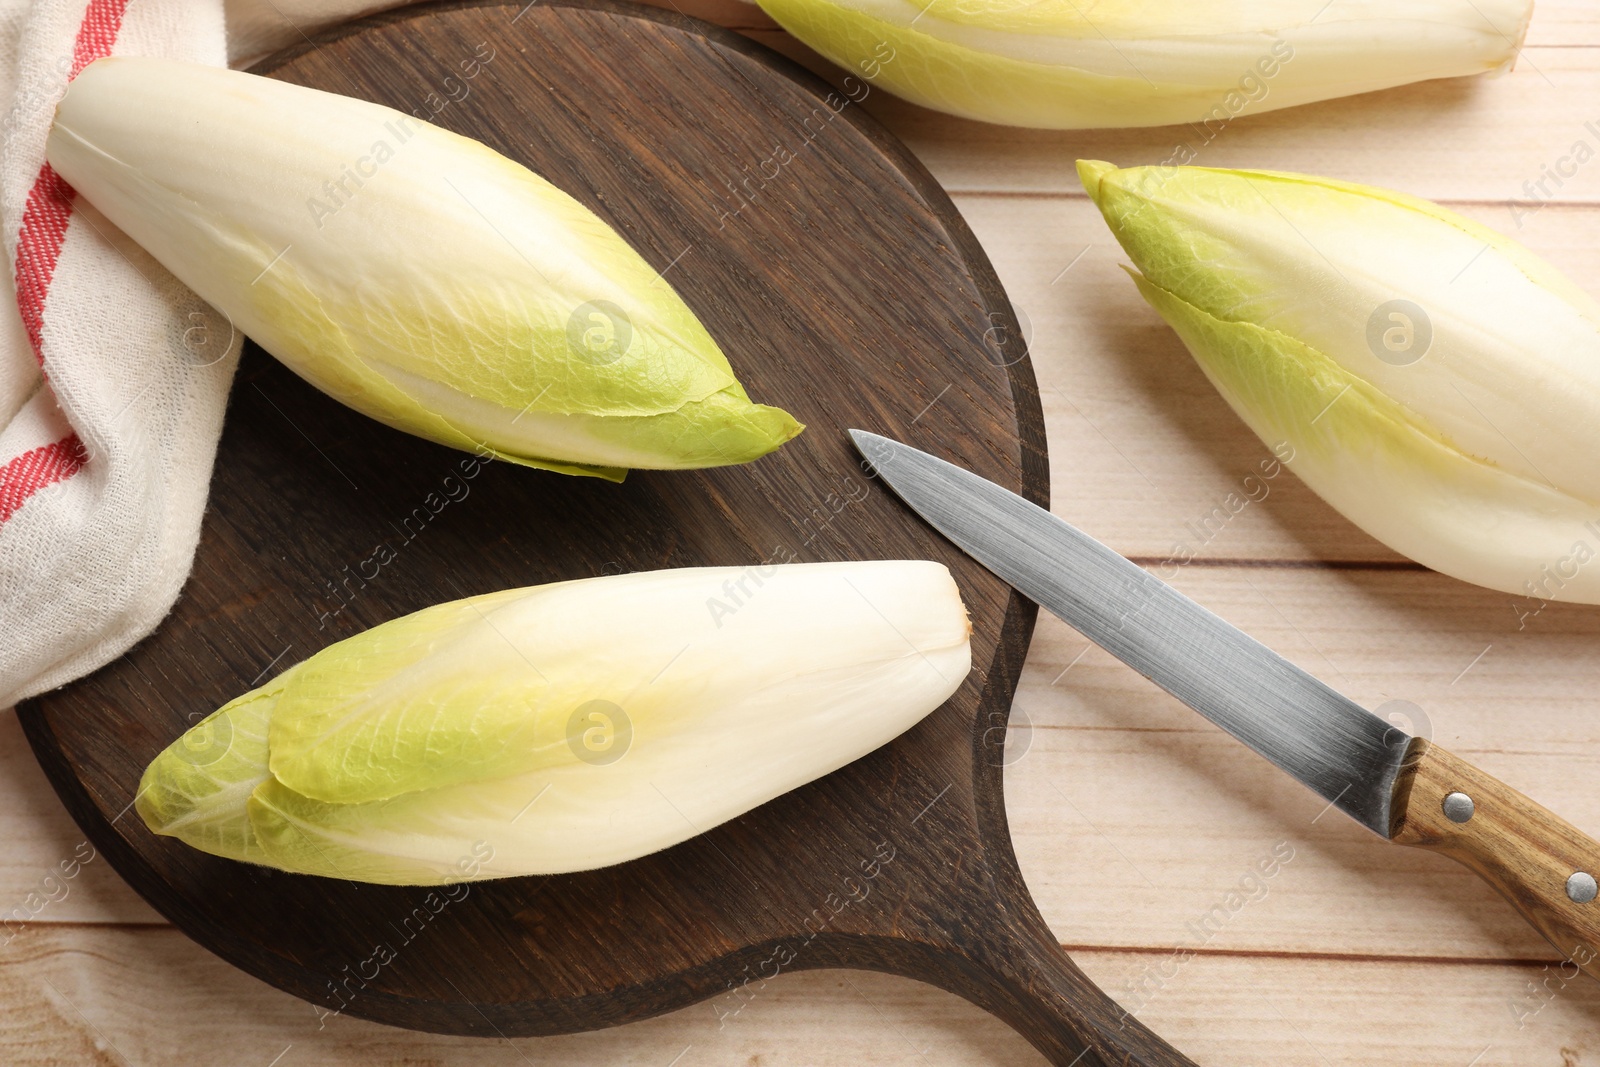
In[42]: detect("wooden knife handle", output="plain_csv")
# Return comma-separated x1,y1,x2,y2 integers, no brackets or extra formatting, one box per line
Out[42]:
1392,740,1600,979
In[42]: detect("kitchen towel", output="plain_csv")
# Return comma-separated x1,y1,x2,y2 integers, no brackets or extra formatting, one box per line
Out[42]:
0,0,398,708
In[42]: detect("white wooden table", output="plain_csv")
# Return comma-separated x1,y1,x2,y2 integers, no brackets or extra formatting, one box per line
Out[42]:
6,3,1600,1062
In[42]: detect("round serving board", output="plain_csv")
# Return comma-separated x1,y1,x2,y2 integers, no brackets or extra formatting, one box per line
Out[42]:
20,3,1193,1064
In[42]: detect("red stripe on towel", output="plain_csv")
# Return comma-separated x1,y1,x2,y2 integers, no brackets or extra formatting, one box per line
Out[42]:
0,434,88,524
3,0,129,528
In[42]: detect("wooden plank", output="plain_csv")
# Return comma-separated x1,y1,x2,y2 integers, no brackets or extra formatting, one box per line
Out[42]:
5,923,1598,1066
1007,566,1600,963
1522,0,1600,46
1075,948,1600,1067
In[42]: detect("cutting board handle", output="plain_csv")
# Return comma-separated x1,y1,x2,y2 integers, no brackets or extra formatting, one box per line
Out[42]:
914,910,1200,1066
1393,740,1600,980
870,717,1198,1067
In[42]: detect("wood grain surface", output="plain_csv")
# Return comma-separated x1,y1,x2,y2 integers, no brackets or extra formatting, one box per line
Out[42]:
6,0,1600,1065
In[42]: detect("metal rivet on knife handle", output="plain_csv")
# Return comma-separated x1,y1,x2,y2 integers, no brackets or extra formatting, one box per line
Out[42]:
1393,743,1600,981
1567,872,1598,904
1443,792,1475,824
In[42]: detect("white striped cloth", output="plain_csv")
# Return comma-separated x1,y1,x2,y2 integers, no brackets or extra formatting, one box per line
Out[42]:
0,0,400,708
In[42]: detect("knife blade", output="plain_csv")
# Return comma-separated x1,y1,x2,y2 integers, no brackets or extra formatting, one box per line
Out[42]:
852,429,1600,976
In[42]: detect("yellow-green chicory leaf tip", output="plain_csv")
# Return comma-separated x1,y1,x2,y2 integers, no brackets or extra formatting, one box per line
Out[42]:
135,743,261,863
652,392,804,470
135,758,180,834
752,404,805,455
136,727,233,838
1076,159,1118,204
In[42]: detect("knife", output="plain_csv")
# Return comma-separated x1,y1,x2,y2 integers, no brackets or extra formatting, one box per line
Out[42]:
851,429,1600,978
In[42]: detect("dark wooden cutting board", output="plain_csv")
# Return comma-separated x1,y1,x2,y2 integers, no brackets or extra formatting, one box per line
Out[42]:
19,3,1194,1064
